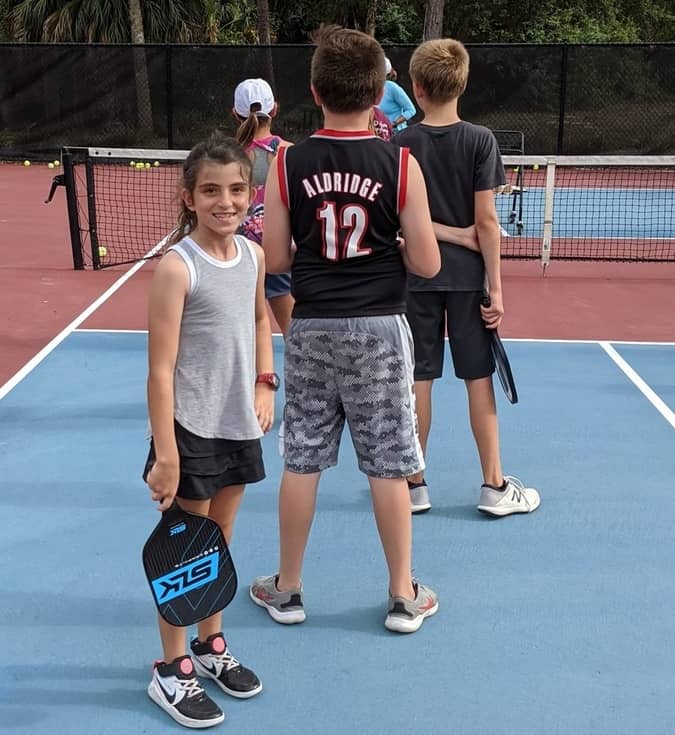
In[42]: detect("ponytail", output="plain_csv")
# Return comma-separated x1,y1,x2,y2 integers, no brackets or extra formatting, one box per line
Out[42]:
235,110,260,149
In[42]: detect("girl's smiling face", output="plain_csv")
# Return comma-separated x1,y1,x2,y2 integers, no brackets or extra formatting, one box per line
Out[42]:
182,161,252,244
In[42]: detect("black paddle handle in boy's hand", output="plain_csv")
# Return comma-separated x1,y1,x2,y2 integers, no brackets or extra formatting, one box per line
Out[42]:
480,294,519,405
142,501,238,626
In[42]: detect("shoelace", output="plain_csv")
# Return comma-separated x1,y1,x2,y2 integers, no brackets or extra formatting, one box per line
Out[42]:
179,675,207,699
210,649,241,672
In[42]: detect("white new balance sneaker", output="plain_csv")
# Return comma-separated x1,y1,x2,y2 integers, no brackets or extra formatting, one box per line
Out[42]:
477,476,540,517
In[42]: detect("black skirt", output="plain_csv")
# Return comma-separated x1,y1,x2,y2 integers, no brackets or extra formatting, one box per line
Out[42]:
143,420,265,500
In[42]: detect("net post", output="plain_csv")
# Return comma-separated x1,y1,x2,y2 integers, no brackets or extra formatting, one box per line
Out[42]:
84,156,101,269
541,159,556,274
62,148,85,270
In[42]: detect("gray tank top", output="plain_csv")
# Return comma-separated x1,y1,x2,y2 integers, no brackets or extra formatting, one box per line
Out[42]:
251,145,272,186
170,235,262,440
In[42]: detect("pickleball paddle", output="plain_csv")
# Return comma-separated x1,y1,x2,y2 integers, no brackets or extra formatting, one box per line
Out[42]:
480,295,519,404
142,502,237,626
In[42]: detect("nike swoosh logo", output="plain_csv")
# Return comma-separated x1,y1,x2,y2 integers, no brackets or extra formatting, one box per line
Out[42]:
201,659,219,675
157,677,177,704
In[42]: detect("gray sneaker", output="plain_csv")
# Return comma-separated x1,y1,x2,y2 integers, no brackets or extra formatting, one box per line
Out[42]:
477,475,541,517
385,580,439,633
408,480,431,514
249,575,306,624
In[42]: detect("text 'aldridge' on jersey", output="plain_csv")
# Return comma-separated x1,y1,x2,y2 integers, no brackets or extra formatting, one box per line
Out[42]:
300,171,384,202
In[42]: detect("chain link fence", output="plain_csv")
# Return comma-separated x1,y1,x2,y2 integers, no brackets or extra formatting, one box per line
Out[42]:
1,42,673,158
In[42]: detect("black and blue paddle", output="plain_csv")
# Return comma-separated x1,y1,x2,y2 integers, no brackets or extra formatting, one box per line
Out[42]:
142,502,237,626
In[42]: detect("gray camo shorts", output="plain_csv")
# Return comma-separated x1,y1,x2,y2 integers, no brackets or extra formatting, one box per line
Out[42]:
283,315,424,478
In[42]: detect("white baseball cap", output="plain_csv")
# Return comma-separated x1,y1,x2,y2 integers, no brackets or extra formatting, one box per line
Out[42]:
233,78,275,118
384,57,392,75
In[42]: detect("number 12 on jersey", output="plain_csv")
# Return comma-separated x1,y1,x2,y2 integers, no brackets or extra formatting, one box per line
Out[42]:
317,202,371,261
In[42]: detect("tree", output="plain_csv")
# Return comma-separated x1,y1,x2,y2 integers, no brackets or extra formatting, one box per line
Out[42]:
8,1,209,133
423,0,445,39
8,1,207,43
257,0,276,88
128,0,153,132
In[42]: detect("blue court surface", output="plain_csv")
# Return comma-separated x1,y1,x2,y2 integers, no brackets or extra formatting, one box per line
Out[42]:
496,188,674,238
1,331,674,735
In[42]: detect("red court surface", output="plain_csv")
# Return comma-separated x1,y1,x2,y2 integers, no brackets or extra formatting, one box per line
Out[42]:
1,162,674,385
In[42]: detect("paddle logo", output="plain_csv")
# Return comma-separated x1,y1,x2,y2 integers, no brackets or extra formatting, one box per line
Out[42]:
169,521,187,536
151,551,220,604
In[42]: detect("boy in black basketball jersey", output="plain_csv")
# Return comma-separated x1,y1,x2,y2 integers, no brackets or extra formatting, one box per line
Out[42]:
250,26,442,633
397,39,541,517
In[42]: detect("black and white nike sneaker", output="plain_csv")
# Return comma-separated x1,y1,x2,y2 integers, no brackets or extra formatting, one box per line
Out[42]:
191,633,262,699
147,655,224,728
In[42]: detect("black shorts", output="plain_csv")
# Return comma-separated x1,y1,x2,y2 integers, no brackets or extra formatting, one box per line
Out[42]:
142,421,265,500
406,290,495,380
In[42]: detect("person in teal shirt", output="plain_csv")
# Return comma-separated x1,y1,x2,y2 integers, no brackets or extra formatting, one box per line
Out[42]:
377,57,417,131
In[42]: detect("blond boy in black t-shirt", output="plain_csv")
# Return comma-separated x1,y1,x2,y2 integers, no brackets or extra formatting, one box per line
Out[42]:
397,39,540,517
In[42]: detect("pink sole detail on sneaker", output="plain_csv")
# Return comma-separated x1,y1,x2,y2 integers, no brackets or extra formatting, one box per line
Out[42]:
385,600,439,634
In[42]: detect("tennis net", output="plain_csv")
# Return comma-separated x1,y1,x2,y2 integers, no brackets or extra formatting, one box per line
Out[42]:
60,147,675,269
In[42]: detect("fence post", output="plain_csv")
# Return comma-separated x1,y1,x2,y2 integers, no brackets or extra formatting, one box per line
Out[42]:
556,44,569,155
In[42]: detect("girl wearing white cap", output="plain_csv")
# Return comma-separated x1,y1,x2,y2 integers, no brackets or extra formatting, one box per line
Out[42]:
233,78,294,336
377,57,417,132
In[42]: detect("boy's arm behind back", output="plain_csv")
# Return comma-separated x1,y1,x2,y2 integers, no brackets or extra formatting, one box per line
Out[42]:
475,189,503,326
474,129,507,326
399,154,440,278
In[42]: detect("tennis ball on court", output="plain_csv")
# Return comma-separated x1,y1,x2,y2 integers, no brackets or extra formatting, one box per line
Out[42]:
135,162,144,169
53,160,60,166
144,162,151,169
153,161,160,167
23,160,31,166
533,163,540,170
513,166,519,173
130,160,136,167
48,162,55,169
98,246,108,258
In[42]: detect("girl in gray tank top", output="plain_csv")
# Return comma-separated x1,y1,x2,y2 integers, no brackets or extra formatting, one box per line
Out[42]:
142,132,277,728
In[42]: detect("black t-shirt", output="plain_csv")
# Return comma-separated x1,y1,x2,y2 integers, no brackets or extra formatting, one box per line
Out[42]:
280,130,409,318
396,121,505,291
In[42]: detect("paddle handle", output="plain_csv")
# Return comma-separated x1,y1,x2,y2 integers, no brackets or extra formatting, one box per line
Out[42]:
162,500,183,520
480,294,491,308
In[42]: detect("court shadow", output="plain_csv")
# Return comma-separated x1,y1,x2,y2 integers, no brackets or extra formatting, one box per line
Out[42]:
233,602,389,636
0,481,147,510
426,504,500,522
0,402,146,425
2,686,147,714
0,663,148,683
0,705,48,729
0,590,153,628
305,605,392,636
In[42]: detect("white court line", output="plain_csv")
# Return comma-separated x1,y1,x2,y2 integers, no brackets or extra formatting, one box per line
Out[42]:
506,338,675,346
76,328,147,334
73,331,675,347
0,237,168,401
599,341,675,430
